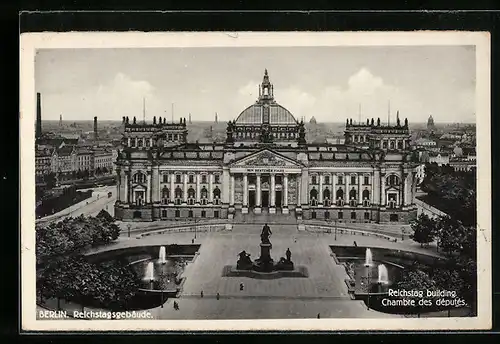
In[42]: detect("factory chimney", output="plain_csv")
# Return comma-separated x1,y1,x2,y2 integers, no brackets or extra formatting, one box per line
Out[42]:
94,116,98,140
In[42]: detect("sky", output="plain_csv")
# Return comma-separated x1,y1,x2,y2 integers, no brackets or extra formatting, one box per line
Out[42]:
35,46,476,124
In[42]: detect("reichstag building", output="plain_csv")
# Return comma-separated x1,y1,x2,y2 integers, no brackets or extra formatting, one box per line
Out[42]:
114,70,419,224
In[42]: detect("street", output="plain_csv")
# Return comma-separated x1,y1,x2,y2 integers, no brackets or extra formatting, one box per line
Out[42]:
37,185,116,224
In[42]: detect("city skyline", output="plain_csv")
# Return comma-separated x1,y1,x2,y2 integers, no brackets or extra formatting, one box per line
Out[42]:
35,46,476,124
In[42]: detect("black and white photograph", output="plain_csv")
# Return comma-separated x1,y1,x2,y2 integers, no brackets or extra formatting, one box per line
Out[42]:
20,32,491,331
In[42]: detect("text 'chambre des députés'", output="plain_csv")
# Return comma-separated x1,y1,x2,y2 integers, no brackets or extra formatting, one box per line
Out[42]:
380,289,467,307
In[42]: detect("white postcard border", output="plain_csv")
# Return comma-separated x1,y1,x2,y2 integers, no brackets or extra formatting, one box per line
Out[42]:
20,31,491,331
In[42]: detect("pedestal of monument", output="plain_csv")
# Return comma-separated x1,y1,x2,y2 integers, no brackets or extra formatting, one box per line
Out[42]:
254,243,274,272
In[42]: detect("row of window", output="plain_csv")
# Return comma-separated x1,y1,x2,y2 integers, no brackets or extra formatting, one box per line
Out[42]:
160,210,220,218
310,199,371,207
310,211,400,222
161,174,221,184
311,175,371,185
310,188,370,200
161,186,221,199
311,211,371,220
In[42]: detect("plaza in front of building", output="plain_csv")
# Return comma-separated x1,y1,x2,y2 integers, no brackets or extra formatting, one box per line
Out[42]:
84,218,439,320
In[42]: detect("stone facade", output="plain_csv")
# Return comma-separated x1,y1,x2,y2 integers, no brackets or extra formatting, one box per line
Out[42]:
114,70,419,224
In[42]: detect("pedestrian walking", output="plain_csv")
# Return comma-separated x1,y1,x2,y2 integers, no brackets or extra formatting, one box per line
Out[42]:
200,290,204,298
239,283,244,291
216,292,220,300
317,313,320,319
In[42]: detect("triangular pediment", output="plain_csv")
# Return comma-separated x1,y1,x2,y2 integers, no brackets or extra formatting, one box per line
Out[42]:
231,149,303,168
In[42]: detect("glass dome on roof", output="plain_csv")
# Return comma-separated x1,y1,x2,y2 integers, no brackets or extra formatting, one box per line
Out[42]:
236,103,297,125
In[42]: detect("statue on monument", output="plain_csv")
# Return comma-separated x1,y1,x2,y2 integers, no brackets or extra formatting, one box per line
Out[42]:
286,248,291,262
261,223,272,245
236,250,253,270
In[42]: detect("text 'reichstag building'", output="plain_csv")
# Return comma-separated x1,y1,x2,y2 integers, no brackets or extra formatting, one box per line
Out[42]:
114,70,419,223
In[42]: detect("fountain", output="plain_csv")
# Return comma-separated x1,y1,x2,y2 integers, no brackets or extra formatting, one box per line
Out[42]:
143,261,155,288
377,264,389,285
364,248,373,267
158,246,167,264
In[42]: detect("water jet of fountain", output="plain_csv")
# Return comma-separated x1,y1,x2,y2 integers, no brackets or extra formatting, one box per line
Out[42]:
377,264,389,285
364,248,373,267
144,261,155,283
159,246,167,264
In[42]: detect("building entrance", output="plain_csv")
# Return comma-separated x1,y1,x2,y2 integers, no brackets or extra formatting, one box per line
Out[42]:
275,190,282,208
249,190,256,208
261,191,270,208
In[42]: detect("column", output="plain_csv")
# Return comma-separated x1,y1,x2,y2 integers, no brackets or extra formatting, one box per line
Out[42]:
358,173,362,204
169,173,175,203
243,174,248,208
346,173,350,203
300,169,309,206
183,173,188,203
256,174,262,208
283,174,288,207
149,138,153,147
222,168,230,204
332,173,336,204
152,167,160,203
230,174,235,206
373,169,380,205
296,174,301,208
142,138,146,147
124,171,129,203
135,138,138,147
196,174,201,203
209,174,214,203
127,138,131,147
318,175,323,204
270,174,276,213
146,172,151,203
116,170,121,202
402,173,408,207
381,174,386,206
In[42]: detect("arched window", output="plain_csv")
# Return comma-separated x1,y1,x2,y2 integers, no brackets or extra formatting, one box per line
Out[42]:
310,188,318,200
188,187,195,199
133,172,146,184
387,174,400,186
362,189,370,200
213,187,221,198
309,188,318,206
162,187,169,200
323,188,330,200
349,188,357,200
201,187,208,199
175,187,183,198
336,188,344,200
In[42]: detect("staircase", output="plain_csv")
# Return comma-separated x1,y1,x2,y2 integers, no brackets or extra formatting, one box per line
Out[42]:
233,208,298,225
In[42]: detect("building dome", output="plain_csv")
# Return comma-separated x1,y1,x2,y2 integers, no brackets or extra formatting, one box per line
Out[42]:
235,103,297,125
235,69,298,126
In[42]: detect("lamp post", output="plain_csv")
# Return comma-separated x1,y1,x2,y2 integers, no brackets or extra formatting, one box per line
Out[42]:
127,224,131,238
366,268,371,310
334,219,337,241
401,227,405,241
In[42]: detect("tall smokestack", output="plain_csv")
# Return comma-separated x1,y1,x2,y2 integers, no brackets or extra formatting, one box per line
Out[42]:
36,93,42,138
94,116,98,140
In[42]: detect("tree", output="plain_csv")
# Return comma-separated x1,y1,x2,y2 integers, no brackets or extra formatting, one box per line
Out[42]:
44,172,57,188
410,213,437,247
437,216,465,255
396,268,437,291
